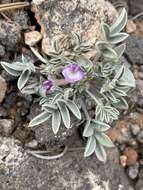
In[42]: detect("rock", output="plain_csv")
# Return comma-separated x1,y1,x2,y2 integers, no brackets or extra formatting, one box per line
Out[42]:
135,179,143,190
0,45,5,57
126,20,137,34
120,155,127,167
0,135,134,190
136,80,143,96
13,11,29,30
0,20,21,51
127,163,139,179
137,130,143,144
126,35,143,65
130,124,140,136
128,0,143,16
24,31,42,46
0,119,14,137
0,137,24,177
25,139,38,149
0,76,7,103
31,0,117,55
135,21,143,38
123,147,138,166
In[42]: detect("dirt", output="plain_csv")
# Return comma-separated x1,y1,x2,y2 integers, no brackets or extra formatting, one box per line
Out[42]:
0,0,143,190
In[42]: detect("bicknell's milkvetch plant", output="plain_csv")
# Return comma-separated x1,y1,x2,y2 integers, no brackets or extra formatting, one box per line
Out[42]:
0,9,135,162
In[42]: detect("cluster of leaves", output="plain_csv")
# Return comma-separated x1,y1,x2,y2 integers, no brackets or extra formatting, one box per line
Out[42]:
0,9,135,162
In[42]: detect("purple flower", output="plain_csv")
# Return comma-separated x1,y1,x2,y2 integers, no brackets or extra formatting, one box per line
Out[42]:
62,64,85,83
43,76,55,91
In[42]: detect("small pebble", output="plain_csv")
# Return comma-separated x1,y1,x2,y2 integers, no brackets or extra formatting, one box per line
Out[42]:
0,119,14,137
25,31,42,46
130,124,140,136
25,140,38,149
127,163,139,179
137,130,143,144
123,147,138,166
120,155,127,167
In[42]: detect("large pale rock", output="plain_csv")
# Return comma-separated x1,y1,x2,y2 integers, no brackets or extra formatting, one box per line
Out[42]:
31,0,117,55
0,136,134,190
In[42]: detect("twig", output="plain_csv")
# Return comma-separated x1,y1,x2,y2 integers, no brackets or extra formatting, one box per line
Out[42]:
132,12,143,21
27,146,85,160
0,12,12,22
0,2,30,12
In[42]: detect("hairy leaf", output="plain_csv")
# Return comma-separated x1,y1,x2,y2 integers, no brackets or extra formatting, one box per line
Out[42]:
52,110,61,134
115,43,126,58
84,136,96,157
110,8,127,34
61,100,81,120
101,23,110,39
18,69,31,90
113,97,128,110
92,120,111,132
83,120,94,137
94,133,114,147
0,61,23,76
57,102,70,128
95,142,107,162
109,33,129,44
102,47,118,59
29,111,51,127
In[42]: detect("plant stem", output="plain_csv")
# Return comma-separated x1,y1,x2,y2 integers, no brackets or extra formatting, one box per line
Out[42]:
86,89,101,105
80,99,90,121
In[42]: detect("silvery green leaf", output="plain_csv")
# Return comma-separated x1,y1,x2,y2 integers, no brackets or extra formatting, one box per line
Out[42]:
83,120,94,137
96,41,108,52
21,83,38,94
102,23,110,39
106,91,117,102
64,88,73,100
114,43,126,57
92,120,111,132
29,111,51,127
57,102,70,128
119,66,135,87
0,61,24,76
102,47,118,59
51,93,63,104
76,55,93,70
113,97,128,110
109,33,129,44
17,69,31,90
74,33,81,46
30,47,48,64
52,110,61,134
65,100,81,120
96,105,119,123
53,39,60,52
110,8,127,35
58,99,81,120
42,103,57,110
112,88,127,97
27,62,36,73
114,65,124,80
84,136,96,157
95,142,107,162
94,133,114,147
